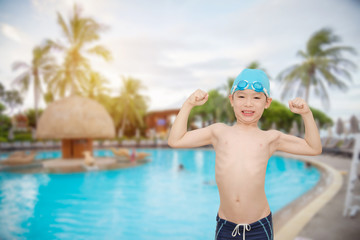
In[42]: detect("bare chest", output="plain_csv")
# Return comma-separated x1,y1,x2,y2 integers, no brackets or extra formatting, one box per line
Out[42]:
216,131,270,157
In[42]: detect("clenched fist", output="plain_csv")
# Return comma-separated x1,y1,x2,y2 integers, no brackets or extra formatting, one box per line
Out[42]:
187,89,209,106
288,97,310,115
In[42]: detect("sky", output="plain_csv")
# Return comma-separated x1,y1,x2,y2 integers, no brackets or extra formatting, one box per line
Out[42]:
0,0,360,127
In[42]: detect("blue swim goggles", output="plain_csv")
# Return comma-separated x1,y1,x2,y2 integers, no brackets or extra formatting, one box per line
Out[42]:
231,80,269,97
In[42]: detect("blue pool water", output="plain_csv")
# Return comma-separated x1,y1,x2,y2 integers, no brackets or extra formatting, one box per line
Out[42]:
0,149,320,240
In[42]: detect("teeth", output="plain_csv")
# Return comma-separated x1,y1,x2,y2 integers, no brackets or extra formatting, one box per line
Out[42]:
243,111,253,113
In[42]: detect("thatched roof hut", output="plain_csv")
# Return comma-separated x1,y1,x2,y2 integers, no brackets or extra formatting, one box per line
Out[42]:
37,96,115,159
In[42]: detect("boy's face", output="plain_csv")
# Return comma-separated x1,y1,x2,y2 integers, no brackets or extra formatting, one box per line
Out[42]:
229,89,272,125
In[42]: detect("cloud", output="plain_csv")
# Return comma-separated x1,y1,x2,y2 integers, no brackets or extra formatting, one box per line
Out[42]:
0,23,22,43
31,0,116,25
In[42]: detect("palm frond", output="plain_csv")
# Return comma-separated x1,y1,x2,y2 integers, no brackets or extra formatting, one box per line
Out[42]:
12,71,31,93
307,28,340,56
12,61,29,71
276,64,298,81
314,77,330,110
57,12,72,43
322,46,357,57
328,57,357,70
296,50,308,59
328,65,353,82
295,76,308,99
280,79,299,100
45,39,65,51
87,45,112,61
80,18,101,43
317,68,348,90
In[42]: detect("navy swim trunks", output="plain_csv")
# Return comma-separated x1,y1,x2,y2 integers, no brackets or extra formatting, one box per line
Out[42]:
215,212,273,240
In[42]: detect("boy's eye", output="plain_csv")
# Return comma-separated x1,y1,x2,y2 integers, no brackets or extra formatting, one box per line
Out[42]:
238,96,245,98
254,97,260,99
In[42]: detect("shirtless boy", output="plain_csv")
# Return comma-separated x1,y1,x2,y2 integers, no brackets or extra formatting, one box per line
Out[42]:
167,69,322,240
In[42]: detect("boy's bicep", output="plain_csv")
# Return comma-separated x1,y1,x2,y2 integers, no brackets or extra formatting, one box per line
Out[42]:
276,132,314,155
170,127,212,148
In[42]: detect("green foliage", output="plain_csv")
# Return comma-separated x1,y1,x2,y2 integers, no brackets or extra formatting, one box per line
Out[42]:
189,89,231,126
0,114,12,136
0,102,5,113
43,90,54,104
0,82,4,99
260,100,296,132
97,77,148,137
80,71,110,100
25,108,44,128
2,90,23,112
13,131,33,141
0,102,12,136
310,106,333,128
260,100,333,132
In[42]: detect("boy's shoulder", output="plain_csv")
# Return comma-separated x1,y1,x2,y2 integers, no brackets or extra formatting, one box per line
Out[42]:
205,122,230,134
208,122,230,130
261,129,282,140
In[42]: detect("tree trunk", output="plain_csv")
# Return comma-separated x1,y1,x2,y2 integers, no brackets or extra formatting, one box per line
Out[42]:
34,75,39,128
120,110,127,137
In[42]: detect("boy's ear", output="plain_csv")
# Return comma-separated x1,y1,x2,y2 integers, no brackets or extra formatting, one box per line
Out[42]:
265,97,272,109
228,94,234,107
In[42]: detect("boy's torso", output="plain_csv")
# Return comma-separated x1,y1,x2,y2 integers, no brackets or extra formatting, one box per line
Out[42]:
211,123,279,224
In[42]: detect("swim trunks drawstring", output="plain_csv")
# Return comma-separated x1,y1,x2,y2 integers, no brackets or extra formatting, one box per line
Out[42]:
231,223,251,240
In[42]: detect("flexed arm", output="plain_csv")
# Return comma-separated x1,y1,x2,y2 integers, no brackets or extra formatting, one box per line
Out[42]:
168,89,212,148
276,98,322,155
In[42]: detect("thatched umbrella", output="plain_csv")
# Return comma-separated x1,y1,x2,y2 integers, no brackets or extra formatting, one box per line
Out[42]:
36,96,115,159
350,115,359,134
336,118,344,137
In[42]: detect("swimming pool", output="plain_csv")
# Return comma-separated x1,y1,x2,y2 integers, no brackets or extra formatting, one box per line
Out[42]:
0,149,320,239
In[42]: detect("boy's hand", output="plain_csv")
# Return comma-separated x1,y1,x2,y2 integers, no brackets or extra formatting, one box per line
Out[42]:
288,97,311,115
187,89,209,106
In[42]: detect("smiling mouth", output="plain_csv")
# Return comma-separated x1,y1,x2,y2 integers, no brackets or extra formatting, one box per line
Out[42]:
242,110,255,116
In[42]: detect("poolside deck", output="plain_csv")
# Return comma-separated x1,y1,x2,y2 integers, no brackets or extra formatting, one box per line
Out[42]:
1,157,151,174
274,153,360,240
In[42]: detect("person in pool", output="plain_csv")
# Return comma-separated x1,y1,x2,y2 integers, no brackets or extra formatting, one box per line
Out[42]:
167,69,322,240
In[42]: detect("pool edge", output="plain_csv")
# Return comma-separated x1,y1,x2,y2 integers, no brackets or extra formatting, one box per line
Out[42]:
273,152,343,240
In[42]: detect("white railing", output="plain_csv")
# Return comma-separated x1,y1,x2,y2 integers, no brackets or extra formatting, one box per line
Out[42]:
343,133,360,217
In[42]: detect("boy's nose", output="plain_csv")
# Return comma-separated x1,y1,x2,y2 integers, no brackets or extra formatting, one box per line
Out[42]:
245,98,253,106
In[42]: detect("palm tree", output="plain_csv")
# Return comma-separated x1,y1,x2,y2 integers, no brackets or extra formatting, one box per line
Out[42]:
277,28,357,109
116,77,148,137
12,44,55,126
80,71,110,100
47,4,111,98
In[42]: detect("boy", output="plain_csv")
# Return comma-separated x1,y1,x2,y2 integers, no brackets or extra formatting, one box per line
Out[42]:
167,69,322,240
